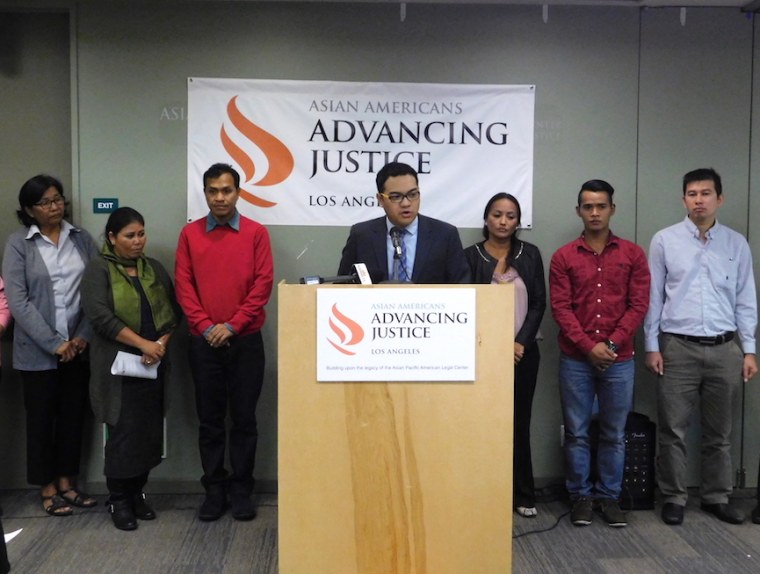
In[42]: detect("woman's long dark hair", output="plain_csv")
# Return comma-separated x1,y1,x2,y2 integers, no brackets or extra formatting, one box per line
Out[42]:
481,193,522,255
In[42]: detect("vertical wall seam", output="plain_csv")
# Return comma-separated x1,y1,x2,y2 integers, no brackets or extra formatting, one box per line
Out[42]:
69,4,81,224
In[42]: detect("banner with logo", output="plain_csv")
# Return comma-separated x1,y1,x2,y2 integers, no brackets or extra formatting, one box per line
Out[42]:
316,288,476,382
188,78,535,227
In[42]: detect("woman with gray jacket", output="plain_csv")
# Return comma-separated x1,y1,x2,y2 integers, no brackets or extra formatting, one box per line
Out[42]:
3,175,99,517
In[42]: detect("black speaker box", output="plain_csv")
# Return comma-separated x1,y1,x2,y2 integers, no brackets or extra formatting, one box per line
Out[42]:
589,411,656,510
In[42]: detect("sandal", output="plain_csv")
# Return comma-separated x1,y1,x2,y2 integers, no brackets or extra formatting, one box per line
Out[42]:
42,494,73,517
516,506,538,518
59,488,97,508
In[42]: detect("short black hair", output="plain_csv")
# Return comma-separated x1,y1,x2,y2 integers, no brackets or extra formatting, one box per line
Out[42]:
203,163,240,189
105,207,145,244
16,174,68,227
376,162,418,193
577,179,614,206
683,168,722,196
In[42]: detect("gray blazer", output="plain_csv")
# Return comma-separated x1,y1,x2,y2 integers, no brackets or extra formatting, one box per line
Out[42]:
3,225,99,371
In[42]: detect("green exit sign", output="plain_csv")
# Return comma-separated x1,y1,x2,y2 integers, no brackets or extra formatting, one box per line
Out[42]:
93,198,119,213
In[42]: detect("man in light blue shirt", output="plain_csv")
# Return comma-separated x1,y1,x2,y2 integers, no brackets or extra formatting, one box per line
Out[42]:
644,168,758,526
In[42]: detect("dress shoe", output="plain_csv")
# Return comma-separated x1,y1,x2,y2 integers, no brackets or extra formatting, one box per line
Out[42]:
661,502,684,525
199,487,227,522
230,494,257,521
109,498,137,531
752,505,760,525
133,493,156,520
701,502,745,525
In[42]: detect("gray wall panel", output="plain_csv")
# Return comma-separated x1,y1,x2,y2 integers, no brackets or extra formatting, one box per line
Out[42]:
1,2,759,495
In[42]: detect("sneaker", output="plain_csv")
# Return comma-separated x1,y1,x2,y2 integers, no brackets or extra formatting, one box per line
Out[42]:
571,497,593,526
597,499,627,527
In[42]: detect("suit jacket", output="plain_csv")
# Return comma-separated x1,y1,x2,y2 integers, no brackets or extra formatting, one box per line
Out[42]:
338,214,471,284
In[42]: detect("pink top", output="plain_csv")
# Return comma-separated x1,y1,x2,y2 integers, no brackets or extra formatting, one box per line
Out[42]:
0,277,12,365
493,267,528,336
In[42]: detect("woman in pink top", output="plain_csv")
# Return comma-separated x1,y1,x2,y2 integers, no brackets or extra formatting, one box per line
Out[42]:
464,193,547,518
0,276,12,574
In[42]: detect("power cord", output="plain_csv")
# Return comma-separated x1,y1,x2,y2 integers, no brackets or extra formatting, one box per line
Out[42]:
512,509,571,539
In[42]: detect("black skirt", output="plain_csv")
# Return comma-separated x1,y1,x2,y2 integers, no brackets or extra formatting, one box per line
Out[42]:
104,373,163,479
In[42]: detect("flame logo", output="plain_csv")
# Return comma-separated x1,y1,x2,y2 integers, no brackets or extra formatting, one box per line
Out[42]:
220,95,295,208
327,304,365,356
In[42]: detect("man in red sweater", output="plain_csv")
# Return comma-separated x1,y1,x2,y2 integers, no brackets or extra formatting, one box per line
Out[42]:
175,163,274,521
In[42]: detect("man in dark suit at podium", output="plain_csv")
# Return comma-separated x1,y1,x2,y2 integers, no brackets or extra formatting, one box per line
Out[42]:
337,162,471,284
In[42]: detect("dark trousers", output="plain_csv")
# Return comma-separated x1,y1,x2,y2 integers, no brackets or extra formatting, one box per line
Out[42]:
189,331,265,496
0,506,9,574
107,472,149,502
514,341,540,508
21,359,90,486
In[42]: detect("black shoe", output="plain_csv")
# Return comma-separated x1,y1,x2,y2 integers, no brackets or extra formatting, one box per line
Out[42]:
570,497,593,526
752,505,760,525
109,498,137,531
230,494,256,521
701,502,744,524
199,488,227,521
596,499,627,527
661,503,684,525
133,493,156,520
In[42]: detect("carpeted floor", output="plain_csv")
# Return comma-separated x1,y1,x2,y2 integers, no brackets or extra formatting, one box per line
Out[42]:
512,491,760,574
1,490,277,574
4,489,760,573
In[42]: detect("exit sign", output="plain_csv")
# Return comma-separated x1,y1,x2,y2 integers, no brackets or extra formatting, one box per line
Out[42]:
93,198,119,213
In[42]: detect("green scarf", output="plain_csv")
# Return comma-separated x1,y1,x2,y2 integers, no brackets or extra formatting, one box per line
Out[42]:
101,242,177,335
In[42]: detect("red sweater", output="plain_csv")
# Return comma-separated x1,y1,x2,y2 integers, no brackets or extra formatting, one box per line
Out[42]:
175,215,274,337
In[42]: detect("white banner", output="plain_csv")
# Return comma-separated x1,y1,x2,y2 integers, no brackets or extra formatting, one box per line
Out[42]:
188,78,534,228
316,288,476,382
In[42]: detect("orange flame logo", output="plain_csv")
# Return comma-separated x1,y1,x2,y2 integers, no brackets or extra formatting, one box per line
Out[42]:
327,304,365,356
220,95,295,208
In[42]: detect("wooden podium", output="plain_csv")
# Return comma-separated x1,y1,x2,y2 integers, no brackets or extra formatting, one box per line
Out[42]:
278,283,514,574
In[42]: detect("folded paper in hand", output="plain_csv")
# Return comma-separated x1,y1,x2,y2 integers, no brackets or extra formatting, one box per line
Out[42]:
111,351,160,379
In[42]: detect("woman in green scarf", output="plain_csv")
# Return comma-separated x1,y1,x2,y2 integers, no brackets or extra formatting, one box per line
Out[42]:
81,207,180,531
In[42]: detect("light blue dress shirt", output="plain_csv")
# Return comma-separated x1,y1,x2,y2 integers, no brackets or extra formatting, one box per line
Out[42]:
644,216,757,354
28,220,85,340
386,217,418,281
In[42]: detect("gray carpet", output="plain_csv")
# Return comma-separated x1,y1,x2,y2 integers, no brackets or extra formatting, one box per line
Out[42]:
1,491,278,574
4,489,760,573
513,492,760,574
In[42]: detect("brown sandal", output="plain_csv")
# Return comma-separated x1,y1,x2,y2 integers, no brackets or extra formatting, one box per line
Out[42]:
59,488,97,508
41,494,73,516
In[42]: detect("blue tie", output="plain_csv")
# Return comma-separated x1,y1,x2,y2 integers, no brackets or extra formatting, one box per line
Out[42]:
392,227,409,282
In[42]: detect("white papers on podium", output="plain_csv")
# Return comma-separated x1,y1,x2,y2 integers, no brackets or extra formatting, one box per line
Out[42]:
110,351,159,379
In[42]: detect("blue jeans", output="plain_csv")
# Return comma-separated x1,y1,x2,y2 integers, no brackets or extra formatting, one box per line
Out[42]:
559,354,634,500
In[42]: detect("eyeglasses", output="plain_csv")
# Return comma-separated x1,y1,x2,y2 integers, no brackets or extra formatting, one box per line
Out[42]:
380,190,420,203
34,195,65,209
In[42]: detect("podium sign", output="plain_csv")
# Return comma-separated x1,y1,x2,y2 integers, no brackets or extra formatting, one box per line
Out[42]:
279,283,514,574
316,287,476,382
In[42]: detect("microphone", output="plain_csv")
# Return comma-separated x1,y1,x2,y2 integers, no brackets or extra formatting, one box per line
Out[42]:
299,274,358,285
299,264,372,285
390,227,403,260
